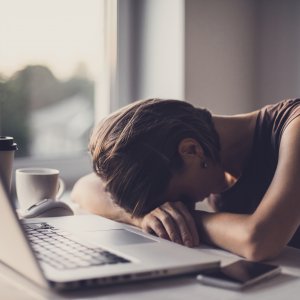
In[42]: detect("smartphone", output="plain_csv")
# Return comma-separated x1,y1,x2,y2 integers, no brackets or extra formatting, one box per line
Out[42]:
196,259,281,290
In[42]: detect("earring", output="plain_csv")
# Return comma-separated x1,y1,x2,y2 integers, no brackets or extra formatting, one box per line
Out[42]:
201,161,208,169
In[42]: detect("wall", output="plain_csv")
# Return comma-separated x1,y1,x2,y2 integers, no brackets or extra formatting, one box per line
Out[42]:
185,0,257,114
118,0,300,115
256,0,300,106
185,0,300,114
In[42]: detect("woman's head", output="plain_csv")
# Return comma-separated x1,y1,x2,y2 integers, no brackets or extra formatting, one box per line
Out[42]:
89,99,220,217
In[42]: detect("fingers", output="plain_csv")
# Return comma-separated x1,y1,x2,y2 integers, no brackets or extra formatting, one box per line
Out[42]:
141,209,183,244
172,202,200,246
140,201,199,247
153,208,183,245
141,214,169,240
161,202,198,247
158,205,189,246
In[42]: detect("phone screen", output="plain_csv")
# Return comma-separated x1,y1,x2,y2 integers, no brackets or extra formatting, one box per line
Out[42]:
198,260,280,287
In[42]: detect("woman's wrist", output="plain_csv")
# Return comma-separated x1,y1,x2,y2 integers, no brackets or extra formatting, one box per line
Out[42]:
115,209,143,228
192,210,214,245
130,216,143,228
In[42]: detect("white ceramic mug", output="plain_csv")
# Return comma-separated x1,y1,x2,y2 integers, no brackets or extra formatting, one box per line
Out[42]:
16,168,65,210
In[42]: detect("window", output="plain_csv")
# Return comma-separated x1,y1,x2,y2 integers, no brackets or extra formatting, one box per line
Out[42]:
0,0,104,158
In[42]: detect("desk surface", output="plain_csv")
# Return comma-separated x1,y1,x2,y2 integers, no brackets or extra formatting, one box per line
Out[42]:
1,244,300,300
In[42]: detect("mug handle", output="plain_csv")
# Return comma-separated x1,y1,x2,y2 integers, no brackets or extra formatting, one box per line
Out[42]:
56,178,65,200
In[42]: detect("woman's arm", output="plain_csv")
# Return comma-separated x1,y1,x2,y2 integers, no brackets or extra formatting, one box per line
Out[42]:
195,117,300,260
143,117,300,260
71,173,199,247
71,173,139,226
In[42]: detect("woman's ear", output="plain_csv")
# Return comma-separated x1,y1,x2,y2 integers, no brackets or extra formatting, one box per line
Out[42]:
178,138,204,160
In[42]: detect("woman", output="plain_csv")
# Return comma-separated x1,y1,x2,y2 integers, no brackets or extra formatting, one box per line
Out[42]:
72,98,300,261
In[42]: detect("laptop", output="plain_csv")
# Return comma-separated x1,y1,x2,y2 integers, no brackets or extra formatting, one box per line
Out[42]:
0,180,219,291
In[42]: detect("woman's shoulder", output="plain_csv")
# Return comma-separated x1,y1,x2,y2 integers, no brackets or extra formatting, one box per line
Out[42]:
256,98,300,124
255,98,300,149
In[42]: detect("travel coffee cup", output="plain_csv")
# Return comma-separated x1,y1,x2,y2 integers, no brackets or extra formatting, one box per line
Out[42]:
0,136,17,194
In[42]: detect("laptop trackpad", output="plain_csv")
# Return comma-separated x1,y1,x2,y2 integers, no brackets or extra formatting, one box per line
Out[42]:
85,229,156,246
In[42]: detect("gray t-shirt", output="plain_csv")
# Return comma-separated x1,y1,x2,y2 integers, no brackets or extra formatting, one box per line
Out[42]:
210,98,300,248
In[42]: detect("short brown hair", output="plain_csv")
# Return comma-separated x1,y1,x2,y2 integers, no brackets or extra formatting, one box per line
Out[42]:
89,99,220,217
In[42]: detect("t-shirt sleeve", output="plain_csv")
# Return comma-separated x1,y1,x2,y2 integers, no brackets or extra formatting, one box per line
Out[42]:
264,99,300,152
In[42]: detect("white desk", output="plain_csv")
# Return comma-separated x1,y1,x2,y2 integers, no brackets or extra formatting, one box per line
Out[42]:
1,245,300,300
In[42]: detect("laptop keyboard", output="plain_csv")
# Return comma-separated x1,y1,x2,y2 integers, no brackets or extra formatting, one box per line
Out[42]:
24,222,130,270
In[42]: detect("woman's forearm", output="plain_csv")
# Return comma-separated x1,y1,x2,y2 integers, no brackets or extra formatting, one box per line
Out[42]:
194,211,256,258
71,173,140,226
195,210,288,261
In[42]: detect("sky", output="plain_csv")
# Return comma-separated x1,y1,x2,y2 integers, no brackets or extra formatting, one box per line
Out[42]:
0,0,103,80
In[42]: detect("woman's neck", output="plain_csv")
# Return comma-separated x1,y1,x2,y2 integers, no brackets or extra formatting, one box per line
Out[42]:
212,111,259,178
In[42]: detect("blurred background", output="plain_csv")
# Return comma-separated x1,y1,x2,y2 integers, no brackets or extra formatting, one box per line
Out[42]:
1,0,300,189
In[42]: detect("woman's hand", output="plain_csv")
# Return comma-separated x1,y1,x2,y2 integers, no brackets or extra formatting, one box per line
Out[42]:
137,201,200,247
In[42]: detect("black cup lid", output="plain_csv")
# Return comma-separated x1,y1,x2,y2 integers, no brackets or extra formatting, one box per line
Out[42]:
0,136,18,151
